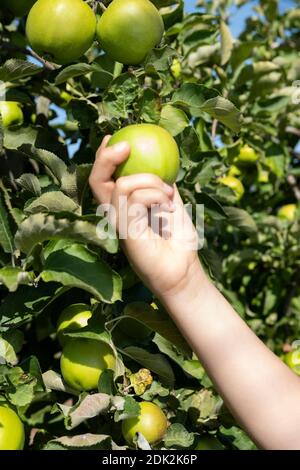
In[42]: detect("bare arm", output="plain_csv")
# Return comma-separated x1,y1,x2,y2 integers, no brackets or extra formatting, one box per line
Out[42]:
161,262,300,450
89,138,300,450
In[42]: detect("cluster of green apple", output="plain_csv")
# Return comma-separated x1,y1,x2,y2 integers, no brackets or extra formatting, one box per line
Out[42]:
11,0,164,66
218,144,259,201
56,303,168,446
218,145,298,218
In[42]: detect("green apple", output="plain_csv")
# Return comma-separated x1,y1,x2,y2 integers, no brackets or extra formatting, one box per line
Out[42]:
60,339,115,391
0,101,24,128
236,144,258,165
277,204,297,222
122,401,167,445
109,123,180,185
0,405,25,450
228,164,242,177
218,175,245,200
26,0,97,65
96,0,164,65
284,349,300,376
170,58,181,78
56,303,93,346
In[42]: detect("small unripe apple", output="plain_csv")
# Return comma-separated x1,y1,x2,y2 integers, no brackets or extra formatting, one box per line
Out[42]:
277,204,297,222
0,101,24,128
218,175,245,200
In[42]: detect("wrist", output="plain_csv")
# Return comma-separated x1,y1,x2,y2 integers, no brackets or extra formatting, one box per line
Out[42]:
158,258,210,309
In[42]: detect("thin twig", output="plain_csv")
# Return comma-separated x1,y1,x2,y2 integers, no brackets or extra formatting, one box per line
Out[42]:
27,48,57,71
0,40,57,71
211,118,218,139
287,174,300,201
99,2,107,11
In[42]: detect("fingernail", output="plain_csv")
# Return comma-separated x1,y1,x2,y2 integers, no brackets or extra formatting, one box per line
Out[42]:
163,183,174,195
112,141,129,152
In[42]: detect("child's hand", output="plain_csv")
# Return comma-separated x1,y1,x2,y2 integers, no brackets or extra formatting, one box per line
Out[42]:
89,136,203,298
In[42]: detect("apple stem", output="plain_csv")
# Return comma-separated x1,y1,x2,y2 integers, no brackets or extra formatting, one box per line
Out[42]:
99,2,107,11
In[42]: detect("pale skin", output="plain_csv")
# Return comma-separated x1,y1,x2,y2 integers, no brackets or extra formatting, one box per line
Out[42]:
89,137,300,450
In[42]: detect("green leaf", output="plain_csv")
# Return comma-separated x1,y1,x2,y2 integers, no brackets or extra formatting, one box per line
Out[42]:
201,97,242,133
98,369,116,395
4,127,38,150
19,145,67,184
137,88,161,123
188,44,219,67
0,330,24,365
219,426,257,450
121,346,174,388
15,212,118,255
114,396,140,422
153,334,205,380
224,207,258,235
144,45,176,72
16,173,41,196
41,244,122,303
0,356,44,407
0,59,42,81
159,104,189,136
0,284,66,331
230,41,260,70
163,423,194,448
122,302,191,356
0,193,14,253
0,267,34,292
104,73,139,119
60,393,112,430
42,370,79,396
172,83,218,115
60,164,92,205
24,191,79,215
55,63,95,85
43,434,123,450
220,20,233,65
196,192,227,219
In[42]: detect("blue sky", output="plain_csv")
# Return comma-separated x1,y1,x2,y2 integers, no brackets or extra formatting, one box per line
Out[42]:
185,0,295,37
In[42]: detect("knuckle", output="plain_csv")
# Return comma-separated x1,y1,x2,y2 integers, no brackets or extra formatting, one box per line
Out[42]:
115,176,128,191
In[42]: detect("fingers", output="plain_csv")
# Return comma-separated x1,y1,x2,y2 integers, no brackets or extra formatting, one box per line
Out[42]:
113,173,174,199
89,137,130,203
128,188,174,210
110,175,175,235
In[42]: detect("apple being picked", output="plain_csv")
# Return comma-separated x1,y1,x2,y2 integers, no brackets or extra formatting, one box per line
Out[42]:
109,124,180,185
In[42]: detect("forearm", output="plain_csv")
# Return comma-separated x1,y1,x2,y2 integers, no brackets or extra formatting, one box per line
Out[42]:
160,262,300,450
